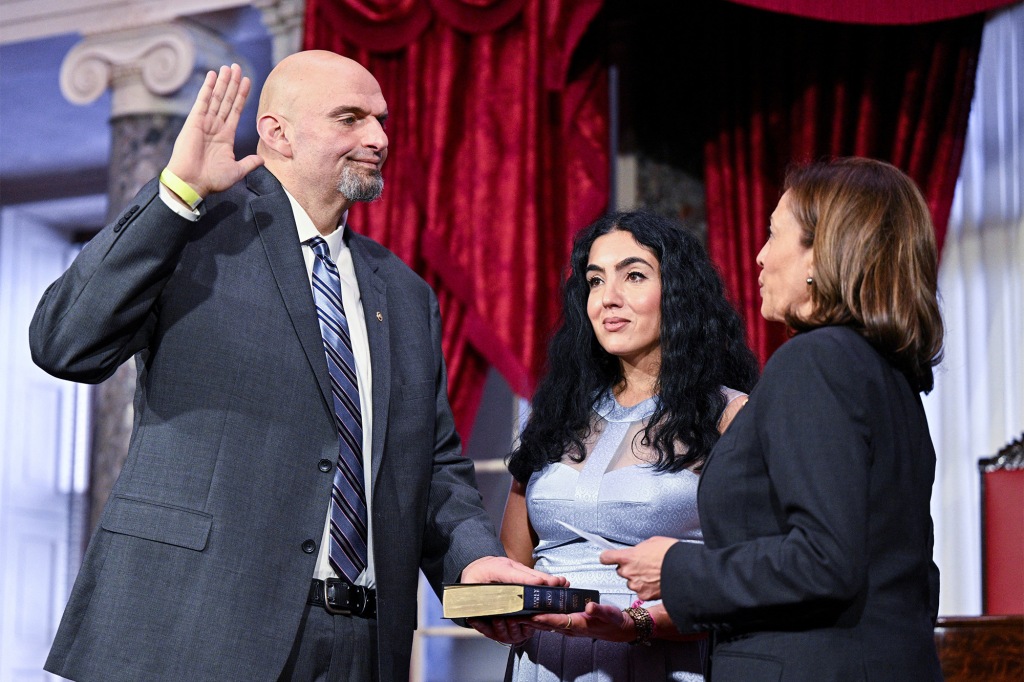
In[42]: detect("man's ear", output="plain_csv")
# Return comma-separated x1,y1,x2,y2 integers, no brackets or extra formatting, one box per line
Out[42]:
257,113,293,158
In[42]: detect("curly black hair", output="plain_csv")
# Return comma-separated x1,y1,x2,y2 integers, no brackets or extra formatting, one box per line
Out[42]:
508,210,759,483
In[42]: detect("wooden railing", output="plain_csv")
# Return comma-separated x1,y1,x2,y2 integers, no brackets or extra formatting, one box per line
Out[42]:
934,615,1024,681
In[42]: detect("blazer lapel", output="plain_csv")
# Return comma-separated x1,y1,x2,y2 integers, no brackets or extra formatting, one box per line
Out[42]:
248,169,334,412
349,234,390,487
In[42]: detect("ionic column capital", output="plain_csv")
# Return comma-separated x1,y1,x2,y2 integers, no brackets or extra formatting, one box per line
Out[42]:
60,22,239,117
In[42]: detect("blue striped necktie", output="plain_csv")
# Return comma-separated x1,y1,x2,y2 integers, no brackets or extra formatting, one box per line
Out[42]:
306,236,367,583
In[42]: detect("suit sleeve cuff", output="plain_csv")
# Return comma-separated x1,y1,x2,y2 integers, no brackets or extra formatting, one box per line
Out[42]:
661,540,701,632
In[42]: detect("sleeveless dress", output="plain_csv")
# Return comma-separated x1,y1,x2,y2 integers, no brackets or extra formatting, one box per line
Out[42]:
505,389,742,682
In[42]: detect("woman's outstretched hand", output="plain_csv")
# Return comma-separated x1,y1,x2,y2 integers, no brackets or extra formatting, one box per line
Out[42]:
526,601,636,642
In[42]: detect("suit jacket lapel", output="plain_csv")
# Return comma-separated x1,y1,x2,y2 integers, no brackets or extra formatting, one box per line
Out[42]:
248,169,335,412
348,233,390,487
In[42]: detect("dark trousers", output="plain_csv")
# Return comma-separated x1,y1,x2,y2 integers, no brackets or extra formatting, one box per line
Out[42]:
278,603,379,681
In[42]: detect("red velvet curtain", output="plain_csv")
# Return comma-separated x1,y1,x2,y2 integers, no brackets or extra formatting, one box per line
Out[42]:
701,2,985,363
725,0,1019,25
303,0,608,440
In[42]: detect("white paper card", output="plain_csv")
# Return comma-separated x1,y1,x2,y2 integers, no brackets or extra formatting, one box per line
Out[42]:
556,519,619,550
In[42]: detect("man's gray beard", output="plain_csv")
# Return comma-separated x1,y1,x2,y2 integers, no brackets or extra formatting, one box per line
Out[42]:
337,164,384,203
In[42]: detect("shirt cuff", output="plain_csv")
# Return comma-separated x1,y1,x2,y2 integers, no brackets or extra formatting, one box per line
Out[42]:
158,183,201,221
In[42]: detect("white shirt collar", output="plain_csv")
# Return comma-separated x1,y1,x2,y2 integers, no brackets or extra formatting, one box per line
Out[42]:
282,188,349,257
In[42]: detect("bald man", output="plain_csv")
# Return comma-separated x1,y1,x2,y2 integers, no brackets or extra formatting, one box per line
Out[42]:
31,52,561,682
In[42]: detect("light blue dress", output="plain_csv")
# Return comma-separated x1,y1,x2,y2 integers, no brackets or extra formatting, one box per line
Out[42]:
505,390,738,682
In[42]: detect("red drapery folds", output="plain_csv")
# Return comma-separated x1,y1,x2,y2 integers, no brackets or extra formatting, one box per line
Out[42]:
725,0,1020,25
304,0,608,439
701,3,984,364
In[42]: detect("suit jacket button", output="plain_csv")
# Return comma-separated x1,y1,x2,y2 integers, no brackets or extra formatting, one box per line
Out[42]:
302,540,317,554
318,459,333,473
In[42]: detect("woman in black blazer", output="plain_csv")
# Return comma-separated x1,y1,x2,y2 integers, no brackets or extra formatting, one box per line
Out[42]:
603,157,945,681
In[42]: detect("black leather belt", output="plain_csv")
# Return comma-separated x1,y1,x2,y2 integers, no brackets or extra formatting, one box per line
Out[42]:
308,578,377,619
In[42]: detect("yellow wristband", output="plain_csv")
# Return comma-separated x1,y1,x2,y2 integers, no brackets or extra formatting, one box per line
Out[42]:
160,168,203,210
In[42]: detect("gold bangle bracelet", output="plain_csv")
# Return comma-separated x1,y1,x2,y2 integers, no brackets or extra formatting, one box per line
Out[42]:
625,606,654,646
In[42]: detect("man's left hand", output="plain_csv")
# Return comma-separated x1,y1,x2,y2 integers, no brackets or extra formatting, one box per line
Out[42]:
459,556,568,586
460,556,567,646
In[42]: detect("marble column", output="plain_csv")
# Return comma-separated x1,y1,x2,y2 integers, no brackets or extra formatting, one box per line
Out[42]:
254,0,306,64
60,22,236,532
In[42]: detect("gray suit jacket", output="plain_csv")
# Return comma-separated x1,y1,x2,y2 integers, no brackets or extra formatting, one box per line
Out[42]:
661,326,942,681
30,167,504,681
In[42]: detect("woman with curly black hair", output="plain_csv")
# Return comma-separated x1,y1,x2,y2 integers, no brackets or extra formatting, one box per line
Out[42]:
482,210,758,681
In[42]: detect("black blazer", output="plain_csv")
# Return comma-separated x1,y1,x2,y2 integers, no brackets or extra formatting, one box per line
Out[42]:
662,326,942,681
31,168,503,682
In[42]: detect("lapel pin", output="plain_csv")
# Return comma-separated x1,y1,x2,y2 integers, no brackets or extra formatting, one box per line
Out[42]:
376,311,383,322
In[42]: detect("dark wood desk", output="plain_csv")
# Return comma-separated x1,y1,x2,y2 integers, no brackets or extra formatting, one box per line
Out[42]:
934,616,1023,681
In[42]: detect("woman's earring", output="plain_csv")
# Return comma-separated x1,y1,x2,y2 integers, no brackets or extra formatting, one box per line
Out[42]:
806,277,814,285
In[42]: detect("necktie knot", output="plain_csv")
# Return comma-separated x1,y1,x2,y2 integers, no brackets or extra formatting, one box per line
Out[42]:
306,236,331,261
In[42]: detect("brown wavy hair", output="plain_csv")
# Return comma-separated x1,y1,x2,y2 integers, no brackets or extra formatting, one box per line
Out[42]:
783,157,944,392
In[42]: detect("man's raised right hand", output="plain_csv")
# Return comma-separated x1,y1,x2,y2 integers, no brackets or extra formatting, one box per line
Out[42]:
164,63,264,200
